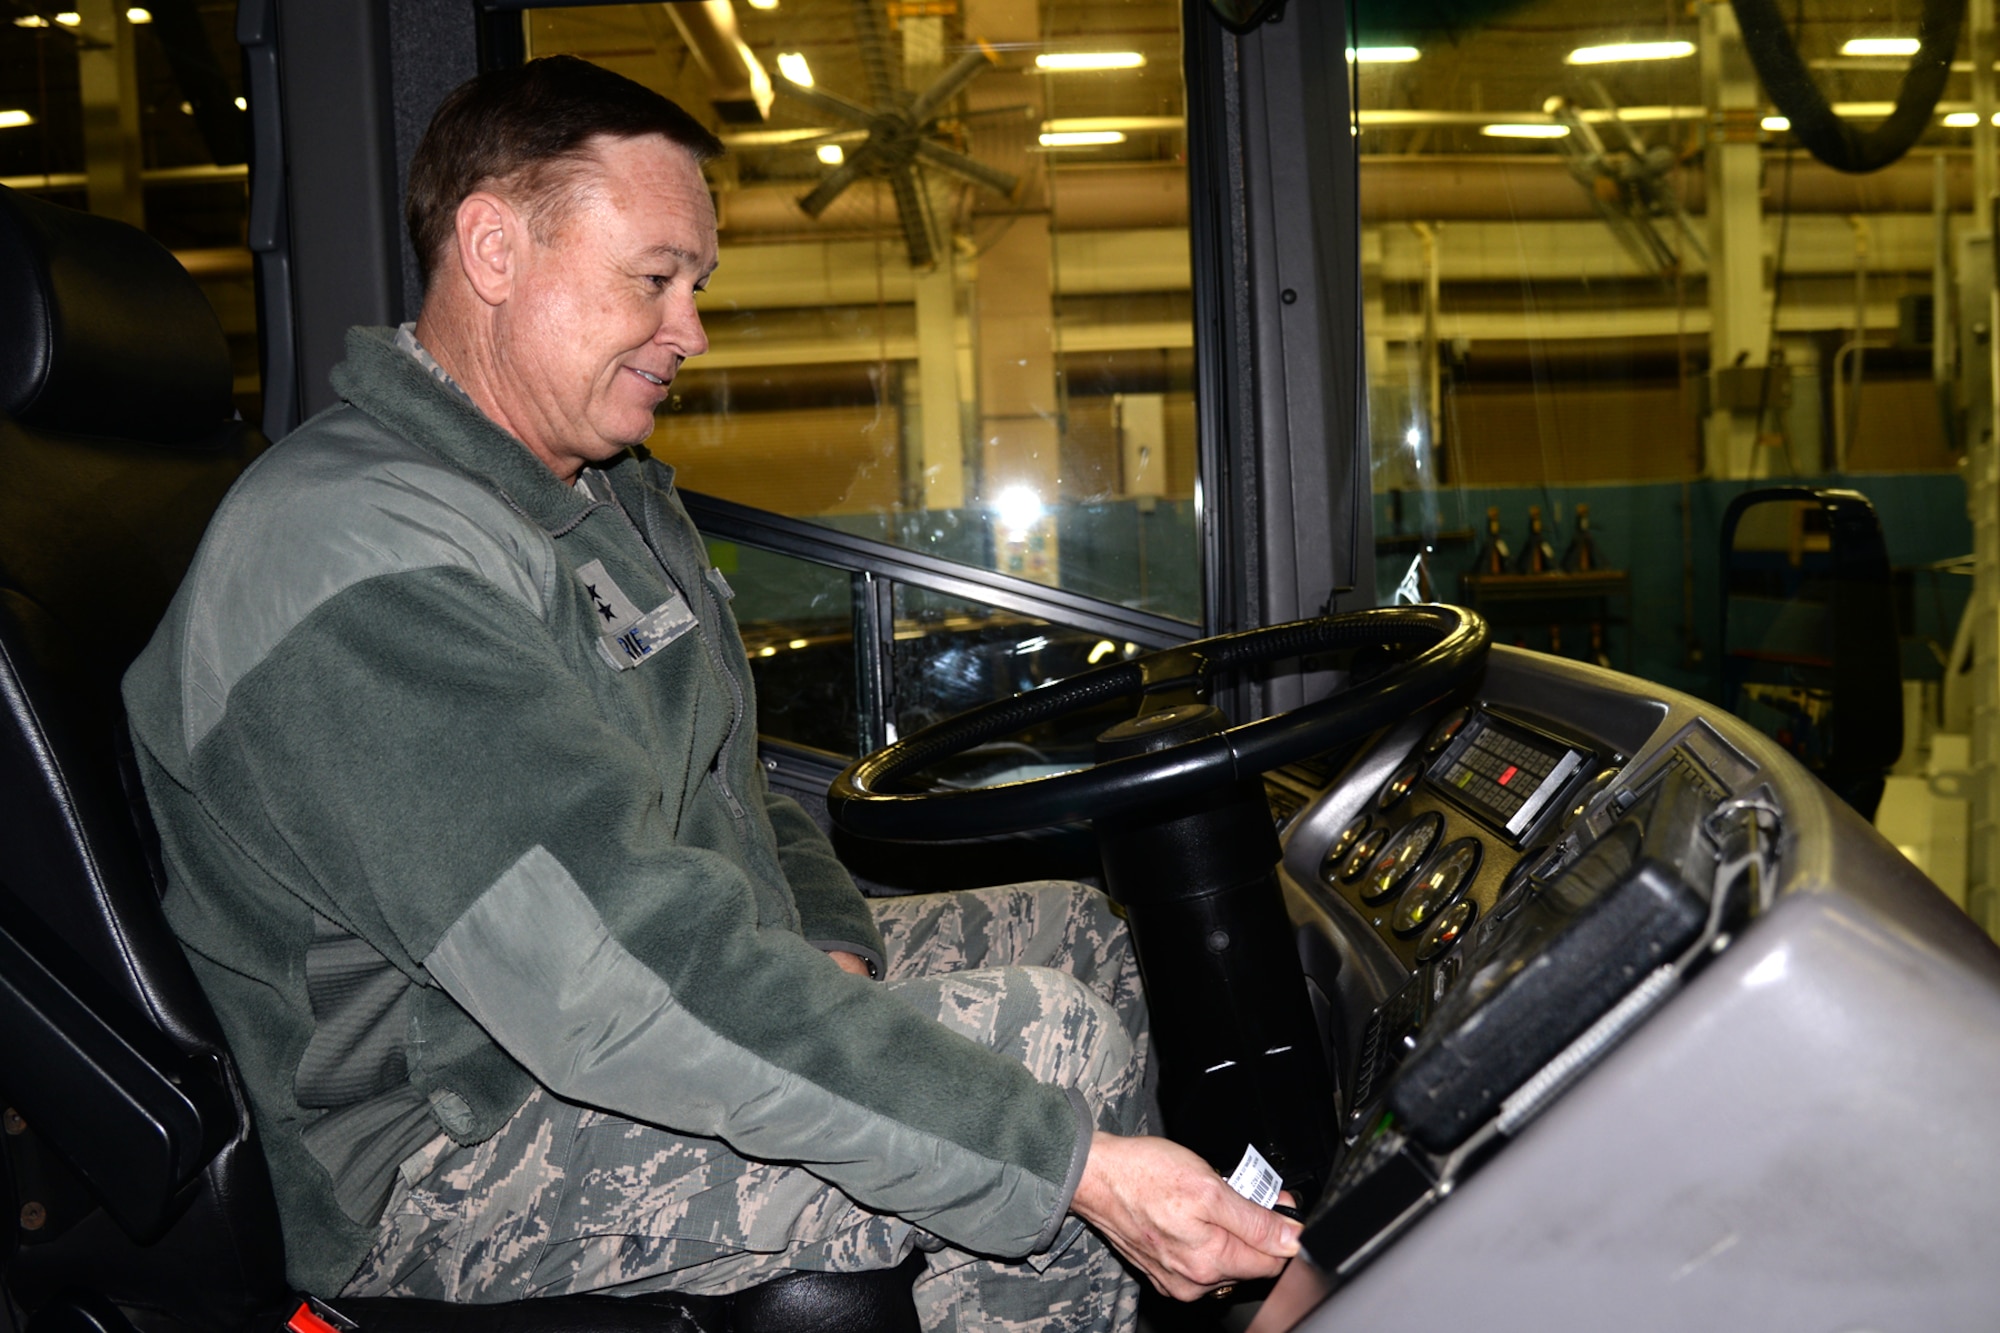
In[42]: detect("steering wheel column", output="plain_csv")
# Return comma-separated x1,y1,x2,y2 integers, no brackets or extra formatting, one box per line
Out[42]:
1094,703,1336,1197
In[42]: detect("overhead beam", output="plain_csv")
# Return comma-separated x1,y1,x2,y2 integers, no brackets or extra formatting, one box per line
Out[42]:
1368,215,1949,283
1367,300,1911,343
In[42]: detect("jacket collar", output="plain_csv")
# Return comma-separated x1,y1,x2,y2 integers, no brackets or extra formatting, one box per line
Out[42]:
330,326,594,534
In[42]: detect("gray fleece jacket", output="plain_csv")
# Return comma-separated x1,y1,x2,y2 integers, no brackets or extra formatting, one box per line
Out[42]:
122,327,1089,1296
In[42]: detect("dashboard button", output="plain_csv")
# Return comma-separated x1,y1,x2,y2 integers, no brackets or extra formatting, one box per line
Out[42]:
1376,762,1423,810
1339,827,1390,883
1416,899,1477,962
1359,812,1444,903
1393,838,1482,936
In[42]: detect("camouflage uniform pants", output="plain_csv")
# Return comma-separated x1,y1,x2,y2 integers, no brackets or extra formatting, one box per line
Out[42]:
342,881,1151,1332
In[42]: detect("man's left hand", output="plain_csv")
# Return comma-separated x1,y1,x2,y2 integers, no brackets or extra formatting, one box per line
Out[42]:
828,950,873,978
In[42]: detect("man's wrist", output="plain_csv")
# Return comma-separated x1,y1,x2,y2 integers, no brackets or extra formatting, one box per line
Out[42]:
824,947,878,979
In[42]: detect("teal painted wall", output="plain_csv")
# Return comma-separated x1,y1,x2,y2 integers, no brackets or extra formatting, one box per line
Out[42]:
710,475,1968,715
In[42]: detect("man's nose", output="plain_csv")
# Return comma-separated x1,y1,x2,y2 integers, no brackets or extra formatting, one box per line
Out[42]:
661,297,708,358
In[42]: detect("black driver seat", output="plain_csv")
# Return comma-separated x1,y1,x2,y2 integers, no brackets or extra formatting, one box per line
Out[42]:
0,186,919,1333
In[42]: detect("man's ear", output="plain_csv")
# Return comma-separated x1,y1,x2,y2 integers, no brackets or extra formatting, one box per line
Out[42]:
454,191,520,307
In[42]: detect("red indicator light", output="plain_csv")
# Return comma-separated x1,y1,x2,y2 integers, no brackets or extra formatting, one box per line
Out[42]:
1498,764,1518,786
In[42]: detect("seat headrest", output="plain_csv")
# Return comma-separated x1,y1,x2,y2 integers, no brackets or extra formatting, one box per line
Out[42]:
0,186,234,444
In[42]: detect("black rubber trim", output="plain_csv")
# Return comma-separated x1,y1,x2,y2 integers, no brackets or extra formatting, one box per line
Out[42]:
829,606,1489,839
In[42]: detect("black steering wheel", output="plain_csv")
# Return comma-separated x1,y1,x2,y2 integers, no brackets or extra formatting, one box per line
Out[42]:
829,605,1490,841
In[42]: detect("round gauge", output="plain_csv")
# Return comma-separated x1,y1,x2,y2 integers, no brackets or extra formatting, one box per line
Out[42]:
1358,812,1444,904
1339,826,1391,883
1416,899,1477,963
1392,837,1483,936
1321,816,1372,885
1566,767,1623,825
1376,761,1423,810
1424,708,1469,758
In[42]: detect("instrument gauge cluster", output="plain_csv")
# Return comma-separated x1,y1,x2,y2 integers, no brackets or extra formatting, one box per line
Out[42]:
1301,705,1608,980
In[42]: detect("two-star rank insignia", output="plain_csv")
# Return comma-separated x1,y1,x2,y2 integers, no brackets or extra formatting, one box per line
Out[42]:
574,559,696,671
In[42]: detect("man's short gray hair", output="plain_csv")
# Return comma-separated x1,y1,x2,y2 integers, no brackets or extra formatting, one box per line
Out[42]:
406,55,724,288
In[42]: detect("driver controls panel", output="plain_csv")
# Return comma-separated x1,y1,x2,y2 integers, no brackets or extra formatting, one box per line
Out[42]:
1279,707,1622,1117
1277,707,1764,1287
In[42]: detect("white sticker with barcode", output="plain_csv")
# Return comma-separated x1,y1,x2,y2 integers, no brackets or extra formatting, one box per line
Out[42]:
1225,1143,1282,1208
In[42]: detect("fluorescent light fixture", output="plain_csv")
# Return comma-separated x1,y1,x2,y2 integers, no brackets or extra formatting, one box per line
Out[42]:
1841,37,1920,56
1034,51,1145,71
1347,46,1420,63
126,6,149,21
1945,111,1980,127
0,109,34,128
720,127,830,147
775,51,813,87
746,0,778,8
787,638,808,650
12,14,49,26
815,143,844,165
54,11,79,25
1762,115,1791,131
1481,123,1570,138
1567,40,1695,64
1831,101,1896,117
758,645,777,657
1041,115,1179,135
1039,129,1126,147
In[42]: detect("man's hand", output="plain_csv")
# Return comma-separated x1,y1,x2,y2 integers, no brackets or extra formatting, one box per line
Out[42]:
827,950,873,978
1069,1132,1301,1301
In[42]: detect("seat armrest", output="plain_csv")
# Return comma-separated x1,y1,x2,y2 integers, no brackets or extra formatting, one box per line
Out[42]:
0,881,233,1243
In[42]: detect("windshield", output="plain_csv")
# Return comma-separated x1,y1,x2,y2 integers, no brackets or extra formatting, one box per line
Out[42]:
1354,0,1972,708
526,0,1200,627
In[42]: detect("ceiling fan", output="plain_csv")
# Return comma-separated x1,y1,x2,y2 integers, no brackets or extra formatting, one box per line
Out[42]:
774,0,1020,268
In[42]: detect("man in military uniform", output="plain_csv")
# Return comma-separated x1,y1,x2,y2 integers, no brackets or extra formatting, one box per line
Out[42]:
124,56,1298,1331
